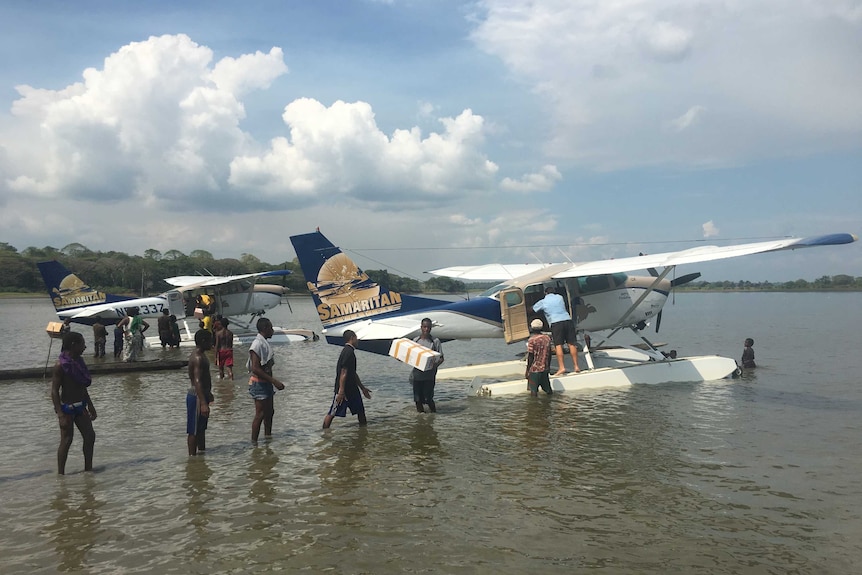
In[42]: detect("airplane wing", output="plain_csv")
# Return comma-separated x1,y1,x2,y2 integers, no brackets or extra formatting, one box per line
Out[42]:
424,263,557,281
427,233,858,280
163,270,291,288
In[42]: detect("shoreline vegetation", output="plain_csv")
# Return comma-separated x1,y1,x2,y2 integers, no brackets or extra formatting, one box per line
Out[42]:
1,243,860,296
3,283,861,300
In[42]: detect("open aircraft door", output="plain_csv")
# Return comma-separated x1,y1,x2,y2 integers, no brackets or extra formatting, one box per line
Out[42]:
165,290,186,318
500,287,530,343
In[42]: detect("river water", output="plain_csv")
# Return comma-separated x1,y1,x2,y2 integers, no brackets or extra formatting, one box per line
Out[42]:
1,292,861,574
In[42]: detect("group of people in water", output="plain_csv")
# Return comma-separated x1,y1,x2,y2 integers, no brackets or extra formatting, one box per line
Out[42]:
50,295,754,472
51,315,446,472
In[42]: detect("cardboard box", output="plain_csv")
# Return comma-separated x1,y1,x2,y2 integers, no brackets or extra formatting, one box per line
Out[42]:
46,322,66,339
388,338,442,372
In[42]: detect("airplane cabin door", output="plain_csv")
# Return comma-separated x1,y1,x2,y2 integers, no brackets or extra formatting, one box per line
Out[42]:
165,290,186,318
500,287,530,343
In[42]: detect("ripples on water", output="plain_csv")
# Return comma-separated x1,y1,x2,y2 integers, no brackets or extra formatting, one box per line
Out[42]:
2,294,862,573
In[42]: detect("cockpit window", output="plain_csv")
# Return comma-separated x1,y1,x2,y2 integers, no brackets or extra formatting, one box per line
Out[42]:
577,275,611,294
479,283,510,298
503,290,523,307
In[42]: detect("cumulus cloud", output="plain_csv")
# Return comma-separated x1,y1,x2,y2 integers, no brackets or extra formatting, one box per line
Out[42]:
702,220,719,237
0,34,504,212
4,34,263,203
500,164,562,193
472,0,862,169
228,102,499,206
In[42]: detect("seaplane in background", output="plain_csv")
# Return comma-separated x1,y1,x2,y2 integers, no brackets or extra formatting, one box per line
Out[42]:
290,229,857,396
37,260,317,346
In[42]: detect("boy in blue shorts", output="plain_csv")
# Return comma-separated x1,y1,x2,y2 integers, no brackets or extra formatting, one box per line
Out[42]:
323,330,372,429
187,329,213,455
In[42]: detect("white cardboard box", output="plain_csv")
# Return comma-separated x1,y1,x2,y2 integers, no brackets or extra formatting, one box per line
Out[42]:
388,338,442,371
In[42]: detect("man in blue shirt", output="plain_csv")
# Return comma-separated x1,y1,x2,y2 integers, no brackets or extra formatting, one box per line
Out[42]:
532,287,581,376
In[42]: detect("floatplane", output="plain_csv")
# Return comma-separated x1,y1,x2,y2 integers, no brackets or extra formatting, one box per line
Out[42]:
37,261,317,347
290,230,857,397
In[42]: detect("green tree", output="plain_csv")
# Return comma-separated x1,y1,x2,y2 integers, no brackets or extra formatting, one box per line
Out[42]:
190,250,214,260
425,276,467,293
61,243,91,256
241,253,262,268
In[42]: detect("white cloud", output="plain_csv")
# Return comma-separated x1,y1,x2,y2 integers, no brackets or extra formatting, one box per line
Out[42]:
0,34,503,213
702,220,719,237
417,100,437,118
229,101,499,205
667,105,705,132
209,47,287,96
640,20,693,62
500,164,562,193
472,0,862,169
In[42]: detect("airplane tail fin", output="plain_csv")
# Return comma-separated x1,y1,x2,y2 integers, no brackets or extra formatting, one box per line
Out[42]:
289,230,443,338
37,260,129,316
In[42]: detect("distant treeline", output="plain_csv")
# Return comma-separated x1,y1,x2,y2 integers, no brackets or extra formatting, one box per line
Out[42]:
1,242,858,295
0,242,470,296
678,276,862,291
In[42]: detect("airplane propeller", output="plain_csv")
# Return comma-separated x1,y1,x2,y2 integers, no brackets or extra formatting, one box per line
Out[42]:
648,270,702,333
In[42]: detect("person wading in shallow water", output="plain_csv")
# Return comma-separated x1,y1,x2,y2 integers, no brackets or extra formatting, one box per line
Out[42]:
186,329,214,456
247,317,285,442
323,330,372,429
51,331,97,474
409,318,444,413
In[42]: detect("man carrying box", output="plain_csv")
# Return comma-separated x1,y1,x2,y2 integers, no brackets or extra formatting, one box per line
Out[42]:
410,318,444,413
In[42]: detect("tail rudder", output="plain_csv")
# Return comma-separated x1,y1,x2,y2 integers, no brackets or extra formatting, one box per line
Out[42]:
37,260,115,313
290,230,409,330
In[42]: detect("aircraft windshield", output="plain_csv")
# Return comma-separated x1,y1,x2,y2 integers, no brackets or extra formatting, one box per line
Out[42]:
478,283,510,298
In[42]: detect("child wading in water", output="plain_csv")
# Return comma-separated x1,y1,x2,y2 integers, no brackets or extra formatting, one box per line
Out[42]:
51,331,97,474
741,337,756,368
187,329,214,455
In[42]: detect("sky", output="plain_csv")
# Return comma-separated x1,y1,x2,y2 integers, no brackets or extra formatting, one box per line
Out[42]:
1,0,860,283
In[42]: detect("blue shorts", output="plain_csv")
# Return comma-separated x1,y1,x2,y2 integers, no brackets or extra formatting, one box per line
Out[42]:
60,399,88,416
248,378,276,401
326,391,364,418
186,392,209,436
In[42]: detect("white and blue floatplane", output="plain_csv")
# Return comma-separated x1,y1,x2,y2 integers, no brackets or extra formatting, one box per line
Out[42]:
289,230,857,397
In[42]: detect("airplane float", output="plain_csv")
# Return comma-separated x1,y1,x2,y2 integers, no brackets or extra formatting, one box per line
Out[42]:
289,229,857,396
37,260,317,346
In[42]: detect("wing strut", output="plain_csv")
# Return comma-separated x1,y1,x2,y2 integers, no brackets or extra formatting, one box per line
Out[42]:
613,266,674,328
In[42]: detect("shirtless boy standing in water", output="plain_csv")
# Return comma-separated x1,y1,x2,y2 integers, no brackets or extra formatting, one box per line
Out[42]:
214,317,234,380
187,330,214,455
51,331,97,474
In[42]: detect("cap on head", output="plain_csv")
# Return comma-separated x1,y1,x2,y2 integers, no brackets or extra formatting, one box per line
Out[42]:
530,318,543,331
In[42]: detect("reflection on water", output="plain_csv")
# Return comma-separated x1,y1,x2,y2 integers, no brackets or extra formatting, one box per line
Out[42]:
248,444,280,505
44,475,103,572
184,456,213,532
2,294,862,573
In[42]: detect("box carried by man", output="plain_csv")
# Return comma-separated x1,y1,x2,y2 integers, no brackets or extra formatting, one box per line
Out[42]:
388,338,442,371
